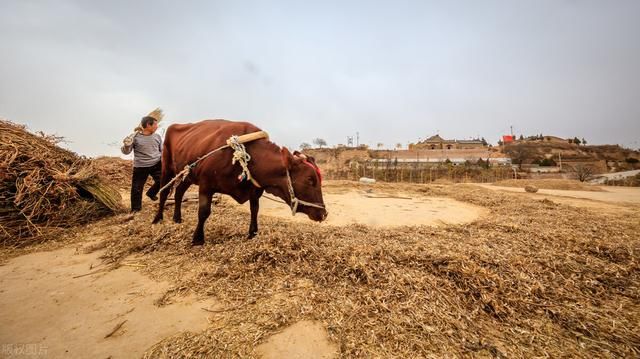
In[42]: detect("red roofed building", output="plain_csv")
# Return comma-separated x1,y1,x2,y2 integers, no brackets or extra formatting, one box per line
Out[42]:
502,135,515,143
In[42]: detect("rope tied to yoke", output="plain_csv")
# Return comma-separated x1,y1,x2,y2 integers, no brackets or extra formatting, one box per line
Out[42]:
228,135,261,188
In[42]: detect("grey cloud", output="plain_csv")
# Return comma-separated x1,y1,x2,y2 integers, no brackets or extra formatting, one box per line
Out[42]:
1,0,638,156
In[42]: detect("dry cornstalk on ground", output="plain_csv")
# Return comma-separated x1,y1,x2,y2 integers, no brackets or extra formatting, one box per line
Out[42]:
0,120,123,246
82,181,639,358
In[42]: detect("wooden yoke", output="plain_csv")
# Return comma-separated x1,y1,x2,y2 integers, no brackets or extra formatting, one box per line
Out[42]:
226,131,269,146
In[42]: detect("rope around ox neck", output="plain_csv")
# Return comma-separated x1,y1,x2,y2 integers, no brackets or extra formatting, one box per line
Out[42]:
260,168,325,216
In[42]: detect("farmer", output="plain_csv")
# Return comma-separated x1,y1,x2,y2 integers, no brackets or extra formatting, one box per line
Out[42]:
121,110,163,212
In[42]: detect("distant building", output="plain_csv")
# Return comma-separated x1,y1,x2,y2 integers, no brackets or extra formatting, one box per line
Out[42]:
371,156,511,166
413,134,486,150
370,148,511,167
502,135,515,144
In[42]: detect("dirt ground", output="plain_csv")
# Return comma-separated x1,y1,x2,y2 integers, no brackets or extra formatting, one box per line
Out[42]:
244,190,486,227
1,180,639,358
1,185,484,359
0,242,215,359
3,184,483,359
0,237,338,359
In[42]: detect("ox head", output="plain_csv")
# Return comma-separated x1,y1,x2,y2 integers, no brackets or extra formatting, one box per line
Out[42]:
281,147,327,222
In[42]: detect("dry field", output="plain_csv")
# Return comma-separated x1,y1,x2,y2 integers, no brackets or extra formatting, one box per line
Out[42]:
1,180,639,358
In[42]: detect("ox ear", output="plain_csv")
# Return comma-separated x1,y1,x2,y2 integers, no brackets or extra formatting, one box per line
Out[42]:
292,150,307,160
305,155,316,164
281,147,295,169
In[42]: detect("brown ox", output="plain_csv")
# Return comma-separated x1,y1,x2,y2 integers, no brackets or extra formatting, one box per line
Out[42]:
152,120,327,245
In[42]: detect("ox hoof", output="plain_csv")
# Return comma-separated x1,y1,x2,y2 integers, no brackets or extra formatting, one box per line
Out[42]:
247,232,258,239
173,218,182,224
192,238,204,246
152,216,162,224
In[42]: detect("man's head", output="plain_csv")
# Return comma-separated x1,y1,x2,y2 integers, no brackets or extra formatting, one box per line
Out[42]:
140,116,158,134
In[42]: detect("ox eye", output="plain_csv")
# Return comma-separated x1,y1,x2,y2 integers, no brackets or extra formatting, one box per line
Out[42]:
308,176,316,186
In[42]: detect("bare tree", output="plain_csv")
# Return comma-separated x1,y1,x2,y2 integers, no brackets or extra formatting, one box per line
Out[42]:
313,138,327,149
395,143,402,150
376,142,384,150
299,142,311,150
503,144,532,169
570,164,595,182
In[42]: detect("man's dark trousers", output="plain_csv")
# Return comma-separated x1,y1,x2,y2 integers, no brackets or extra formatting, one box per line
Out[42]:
130,161,161,212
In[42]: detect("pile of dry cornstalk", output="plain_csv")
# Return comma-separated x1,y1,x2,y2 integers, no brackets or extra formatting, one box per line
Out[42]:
0,120,123,246
92,156,134,189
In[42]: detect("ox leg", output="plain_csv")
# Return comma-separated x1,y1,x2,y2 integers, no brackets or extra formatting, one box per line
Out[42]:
248,189,264,239
152,170,174,224
192,189,213,246
172,180,191,223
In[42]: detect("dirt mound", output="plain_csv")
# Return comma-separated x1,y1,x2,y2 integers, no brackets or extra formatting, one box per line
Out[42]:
493,179,604,192
0,120,122,246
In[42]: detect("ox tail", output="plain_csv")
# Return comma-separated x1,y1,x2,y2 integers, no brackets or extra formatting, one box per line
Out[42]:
160,139,174,187
153,136,175,224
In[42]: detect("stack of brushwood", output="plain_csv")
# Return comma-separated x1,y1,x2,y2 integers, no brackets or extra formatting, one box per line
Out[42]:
92,156,134,189
0,120,123,246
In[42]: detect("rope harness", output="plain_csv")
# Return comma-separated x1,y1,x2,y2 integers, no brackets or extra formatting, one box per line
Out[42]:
158,130,325,216
284,166,325,215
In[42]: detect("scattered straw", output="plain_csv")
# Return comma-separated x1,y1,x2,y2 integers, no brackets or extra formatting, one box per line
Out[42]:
77,181,640,357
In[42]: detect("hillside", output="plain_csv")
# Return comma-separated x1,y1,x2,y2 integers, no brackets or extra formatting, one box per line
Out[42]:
502,141,640,172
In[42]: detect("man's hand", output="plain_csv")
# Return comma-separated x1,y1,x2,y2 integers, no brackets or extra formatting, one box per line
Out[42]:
121,133,135,154
123,133,135,147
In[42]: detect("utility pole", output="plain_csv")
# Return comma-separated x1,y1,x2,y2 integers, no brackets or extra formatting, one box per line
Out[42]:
558,153,562,171
356,132,359,147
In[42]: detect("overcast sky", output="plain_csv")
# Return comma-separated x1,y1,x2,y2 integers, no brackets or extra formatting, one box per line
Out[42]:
1,0,639,157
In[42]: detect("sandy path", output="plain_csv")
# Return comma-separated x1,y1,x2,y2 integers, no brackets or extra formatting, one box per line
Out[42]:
0,244,215,359
477,184,640,205
241,190,486,227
